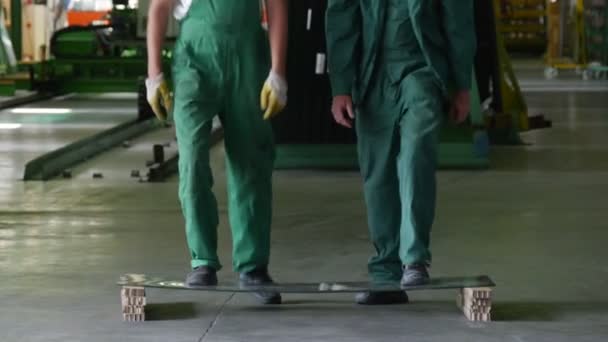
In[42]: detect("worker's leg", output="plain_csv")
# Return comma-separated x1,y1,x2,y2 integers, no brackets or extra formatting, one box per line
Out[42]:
172,40,224,271
222,36,275,274
397,71,444,266
356,77,403,283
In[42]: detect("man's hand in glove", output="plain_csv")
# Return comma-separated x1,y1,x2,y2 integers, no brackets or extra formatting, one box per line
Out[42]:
146,73,172,121
260,70,288,120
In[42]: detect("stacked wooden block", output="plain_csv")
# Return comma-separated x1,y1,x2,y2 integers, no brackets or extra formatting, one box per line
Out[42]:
457,287,492,322
121,286,146,322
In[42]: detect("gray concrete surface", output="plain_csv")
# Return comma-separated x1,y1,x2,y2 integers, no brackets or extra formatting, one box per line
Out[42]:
0,93,137,181
1,74,608,341
66,124,178,182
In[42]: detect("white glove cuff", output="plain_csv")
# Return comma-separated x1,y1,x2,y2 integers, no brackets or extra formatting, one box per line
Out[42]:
145,73,164,102
267,70,288,105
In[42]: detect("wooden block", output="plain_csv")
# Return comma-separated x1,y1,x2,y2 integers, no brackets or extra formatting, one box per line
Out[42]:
457,288,493,322
120,286,147,322
124,287,146,297
463,309,474,321
461,291,492,304
121,286,145,298
122,306,145,314
123,313,146,322
462,287,492,300
465,299,492,308
462,302,491,310
460,293,491,303
121,296,147,306
463,305,491,314
465,311,491,322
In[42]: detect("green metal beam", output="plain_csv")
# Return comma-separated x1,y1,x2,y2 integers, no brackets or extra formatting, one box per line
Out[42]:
274,142,489,170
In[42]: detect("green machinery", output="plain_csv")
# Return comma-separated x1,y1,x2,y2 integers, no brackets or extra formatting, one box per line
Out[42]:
45,0,178,93
0,0,173,97
47,8,147,93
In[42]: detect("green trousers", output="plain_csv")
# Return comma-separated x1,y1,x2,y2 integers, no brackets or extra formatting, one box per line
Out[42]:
172,0,275,273
354,0,444,283
356,62,443,282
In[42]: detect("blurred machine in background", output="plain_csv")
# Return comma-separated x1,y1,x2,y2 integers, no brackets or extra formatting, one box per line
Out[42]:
270,0,550,170
499,0,548,53
0,0,176,96
496,0,608,79
0,0,557,171
545,0,588,78
583,0,608,78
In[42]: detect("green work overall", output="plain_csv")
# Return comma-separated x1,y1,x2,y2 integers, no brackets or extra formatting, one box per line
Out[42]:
172,0,274,273
356,0,443,282
326,0,476,282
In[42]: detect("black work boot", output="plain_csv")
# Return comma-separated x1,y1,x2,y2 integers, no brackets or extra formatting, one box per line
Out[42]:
185,266,218,287
401,263,430,286
355,291,409,305
239,267,282,305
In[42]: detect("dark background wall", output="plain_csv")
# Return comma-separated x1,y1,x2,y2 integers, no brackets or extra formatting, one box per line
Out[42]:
273,0,491,144
271,0,356,144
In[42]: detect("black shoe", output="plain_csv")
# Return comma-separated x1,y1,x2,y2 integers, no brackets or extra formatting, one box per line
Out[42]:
185,266,218,287
239,267,282,305
401,264,430,286
355,291,409,305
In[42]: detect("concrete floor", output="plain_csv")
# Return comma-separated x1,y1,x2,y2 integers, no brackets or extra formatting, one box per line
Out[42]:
0,93,137,181
1,71,608,341
66,125,178,182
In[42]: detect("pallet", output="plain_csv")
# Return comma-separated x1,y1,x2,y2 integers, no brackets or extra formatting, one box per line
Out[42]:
120,283,492,322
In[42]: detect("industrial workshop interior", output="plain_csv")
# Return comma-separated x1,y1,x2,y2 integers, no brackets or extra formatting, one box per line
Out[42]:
0,0,607,341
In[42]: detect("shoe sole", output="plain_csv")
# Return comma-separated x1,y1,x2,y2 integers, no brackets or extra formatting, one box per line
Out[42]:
356,299,409,305
355,292,409,305
401,278,430,287
239,281,282,305
184,278,218,288
250,292,282,305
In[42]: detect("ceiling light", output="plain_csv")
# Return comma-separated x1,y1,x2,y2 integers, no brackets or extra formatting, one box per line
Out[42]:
0,123,22,129
10,108,73,114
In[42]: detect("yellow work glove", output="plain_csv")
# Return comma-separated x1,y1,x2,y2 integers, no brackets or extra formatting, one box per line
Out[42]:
260,70,288,120
145,73,172,121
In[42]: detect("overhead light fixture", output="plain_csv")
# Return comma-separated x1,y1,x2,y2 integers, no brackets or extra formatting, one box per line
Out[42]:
10,108,73,114
0,123,22,129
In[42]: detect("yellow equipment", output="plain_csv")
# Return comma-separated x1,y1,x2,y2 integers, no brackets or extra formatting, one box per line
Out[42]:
545,0,588,79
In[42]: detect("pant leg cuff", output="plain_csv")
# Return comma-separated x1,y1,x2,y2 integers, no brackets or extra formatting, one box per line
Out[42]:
234,262,270,274
191,259,222,271
401,252,432,266
368,267,402,282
